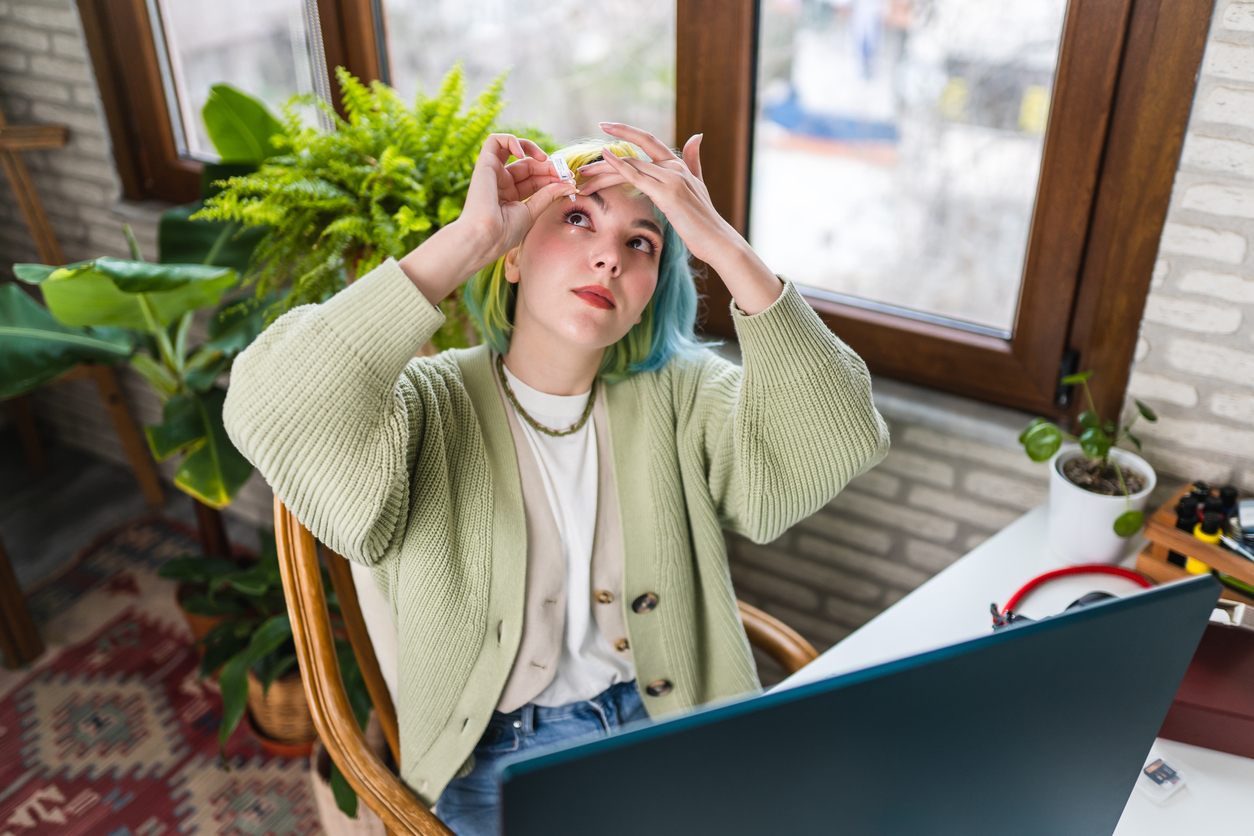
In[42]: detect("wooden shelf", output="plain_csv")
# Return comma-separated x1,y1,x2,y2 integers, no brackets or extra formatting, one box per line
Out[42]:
1137,485,1254,599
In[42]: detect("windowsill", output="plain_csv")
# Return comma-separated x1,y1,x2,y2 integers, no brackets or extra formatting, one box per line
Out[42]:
708,339,1035,451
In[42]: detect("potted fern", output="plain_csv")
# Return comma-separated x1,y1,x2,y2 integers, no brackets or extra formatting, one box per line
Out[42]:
193,61,553,351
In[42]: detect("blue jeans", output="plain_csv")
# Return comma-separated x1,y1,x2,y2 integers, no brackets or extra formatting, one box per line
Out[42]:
435,679,650,836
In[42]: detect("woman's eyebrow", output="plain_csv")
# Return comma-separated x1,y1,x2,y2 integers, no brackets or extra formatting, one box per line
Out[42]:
585,190,664,239
633,217,665,240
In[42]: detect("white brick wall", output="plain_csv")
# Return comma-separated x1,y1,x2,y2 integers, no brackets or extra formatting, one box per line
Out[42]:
728,411,1056,670
0,0,275,527
0,0,132,268
1124,0,1254,496
1160,221,1247,262
1,0,1251,680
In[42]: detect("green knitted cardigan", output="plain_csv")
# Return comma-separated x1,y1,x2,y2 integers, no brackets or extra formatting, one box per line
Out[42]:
222,258,890,804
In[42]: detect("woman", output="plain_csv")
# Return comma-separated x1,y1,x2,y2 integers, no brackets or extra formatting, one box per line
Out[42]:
223,122,890,834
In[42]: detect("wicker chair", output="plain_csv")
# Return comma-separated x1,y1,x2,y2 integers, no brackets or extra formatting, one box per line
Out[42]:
274,497,818,835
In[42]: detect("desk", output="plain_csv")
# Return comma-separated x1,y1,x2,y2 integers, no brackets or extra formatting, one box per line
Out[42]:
774,505,1254,833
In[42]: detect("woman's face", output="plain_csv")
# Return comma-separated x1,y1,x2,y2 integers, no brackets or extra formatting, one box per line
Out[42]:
504,183,664,352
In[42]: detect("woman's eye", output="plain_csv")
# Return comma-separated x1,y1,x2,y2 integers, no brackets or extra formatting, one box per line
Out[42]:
630,238,656,254
565,211,591,228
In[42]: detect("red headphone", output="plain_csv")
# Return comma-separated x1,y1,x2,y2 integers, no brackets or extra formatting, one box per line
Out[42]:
991,564,1153,630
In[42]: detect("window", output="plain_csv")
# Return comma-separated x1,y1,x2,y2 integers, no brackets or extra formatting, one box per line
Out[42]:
680,0,1215,420
750,0,1069,338
75,0,365,202
147,0,326,162
79,0,1212,418
378,0,676,146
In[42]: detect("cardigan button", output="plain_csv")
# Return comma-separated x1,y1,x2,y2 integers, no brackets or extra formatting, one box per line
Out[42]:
615,637,630,652
632,592,659,614
645,679,672,697
596,590,614,604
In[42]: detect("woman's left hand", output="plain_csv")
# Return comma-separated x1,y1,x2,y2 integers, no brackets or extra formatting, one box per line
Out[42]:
580,122,783,315
575,123,742,268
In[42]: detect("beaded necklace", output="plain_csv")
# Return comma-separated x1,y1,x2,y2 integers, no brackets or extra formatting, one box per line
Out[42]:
495,353,596,437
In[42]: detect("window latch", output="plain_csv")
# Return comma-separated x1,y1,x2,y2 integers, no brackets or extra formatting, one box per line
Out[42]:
1055,349,1080,408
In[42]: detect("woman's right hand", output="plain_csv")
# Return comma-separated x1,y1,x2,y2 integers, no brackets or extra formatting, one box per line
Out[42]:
459,133,576,265
399,134,574,306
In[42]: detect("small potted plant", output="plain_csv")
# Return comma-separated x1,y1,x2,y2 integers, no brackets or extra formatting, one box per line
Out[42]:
191,532,375,821
1019,370,1159,564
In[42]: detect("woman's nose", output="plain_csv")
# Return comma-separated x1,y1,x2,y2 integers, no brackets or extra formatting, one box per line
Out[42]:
592,240,622,276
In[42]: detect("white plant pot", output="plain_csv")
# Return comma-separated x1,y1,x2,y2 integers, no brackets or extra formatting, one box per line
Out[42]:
1047,444,1156,565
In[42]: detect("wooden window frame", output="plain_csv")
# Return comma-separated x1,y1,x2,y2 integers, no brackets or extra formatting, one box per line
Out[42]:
79,0,1210,421
677,0,1214,421
76,0,384,205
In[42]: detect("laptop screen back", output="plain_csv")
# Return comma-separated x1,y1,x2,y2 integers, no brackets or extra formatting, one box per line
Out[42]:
498,575,1219,836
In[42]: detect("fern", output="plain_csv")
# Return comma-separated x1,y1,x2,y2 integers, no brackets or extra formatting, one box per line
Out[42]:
193,63,554,348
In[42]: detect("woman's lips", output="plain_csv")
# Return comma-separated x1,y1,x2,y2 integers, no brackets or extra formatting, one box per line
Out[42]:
572,286,616,309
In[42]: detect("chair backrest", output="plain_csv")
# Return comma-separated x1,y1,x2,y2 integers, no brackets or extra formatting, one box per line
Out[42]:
274,497,819,833
275,497,452,835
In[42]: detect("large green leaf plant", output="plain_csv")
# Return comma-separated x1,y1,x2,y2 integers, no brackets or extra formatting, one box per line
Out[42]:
159,83,276,275
0,85,285,509
194,62,553,349
9,227,261,508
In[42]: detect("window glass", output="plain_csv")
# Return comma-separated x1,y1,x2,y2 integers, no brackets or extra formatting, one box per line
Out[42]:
750,0,1069,337
380,0,676,147
147,0,324,161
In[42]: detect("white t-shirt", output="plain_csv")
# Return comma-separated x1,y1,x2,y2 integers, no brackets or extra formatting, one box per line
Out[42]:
500,361,636,706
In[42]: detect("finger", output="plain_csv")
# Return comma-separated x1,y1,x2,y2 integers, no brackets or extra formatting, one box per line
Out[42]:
604,151,667,184
508,135,528,162
513,170,564,201
468,142,510,200
575,171,630,195
518,137,548,162
525,181,579,222
682,133,703,181
599,122,677,163
599,154,666,204
480,133,525,166
574,160,612,177
506,155,562,184
577,156,680,179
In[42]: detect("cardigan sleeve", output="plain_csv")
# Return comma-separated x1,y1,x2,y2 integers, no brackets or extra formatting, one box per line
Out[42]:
222,257,447,565
683,279,890,544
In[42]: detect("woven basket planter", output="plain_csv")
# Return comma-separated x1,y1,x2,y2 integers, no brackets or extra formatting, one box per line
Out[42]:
247,668,317,744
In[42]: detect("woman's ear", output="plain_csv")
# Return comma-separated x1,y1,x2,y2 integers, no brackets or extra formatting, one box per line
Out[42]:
504,246,522,284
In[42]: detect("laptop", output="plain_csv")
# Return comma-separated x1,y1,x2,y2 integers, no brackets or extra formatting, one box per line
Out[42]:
496,574,1220,836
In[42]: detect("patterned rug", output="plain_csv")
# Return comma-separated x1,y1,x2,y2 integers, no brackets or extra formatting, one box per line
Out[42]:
0,517,321,836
